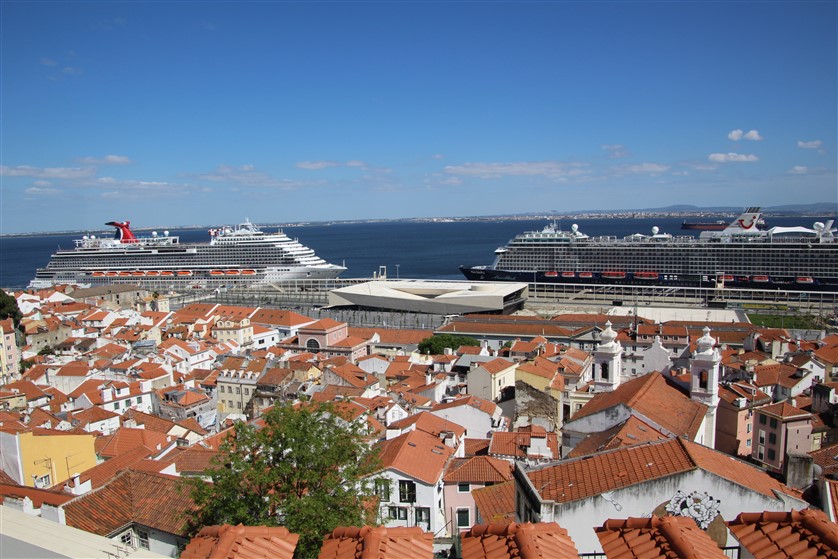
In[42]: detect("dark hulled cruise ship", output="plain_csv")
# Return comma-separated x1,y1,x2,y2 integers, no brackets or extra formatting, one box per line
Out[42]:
460,208,838,291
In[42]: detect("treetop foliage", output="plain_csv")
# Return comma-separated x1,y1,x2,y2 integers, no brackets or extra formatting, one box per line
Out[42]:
0,289,22,330
186,402,381,559
418,333,480,355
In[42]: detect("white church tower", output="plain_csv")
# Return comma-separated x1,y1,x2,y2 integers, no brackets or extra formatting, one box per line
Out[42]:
690,326,721,448
593,321,623,392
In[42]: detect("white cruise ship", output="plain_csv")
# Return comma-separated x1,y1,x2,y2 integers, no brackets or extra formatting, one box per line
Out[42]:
29,219,346,289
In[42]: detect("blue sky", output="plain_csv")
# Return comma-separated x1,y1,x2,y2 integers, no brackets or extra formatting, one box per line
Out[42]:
1,1,835,234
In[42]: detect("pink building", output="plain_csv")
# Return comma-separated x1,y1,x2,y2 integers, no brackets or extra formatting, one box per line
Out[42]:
751,400,813,474
716,381,771,458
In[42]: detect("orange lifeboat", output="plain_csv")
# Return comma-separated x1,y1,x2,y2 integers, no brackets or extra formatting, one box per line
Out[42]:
602,271,627,279
561,271,575,278
146,271,160,277
225,270,240,276
579,272,593,279
92,272,105,277
177,271,192,276
241,269,256,275
635,272,659,280
753,275,770,283
118,271,131,277
161,271,175,277
210,270,224,276
132,271,145,277
796,277,814,284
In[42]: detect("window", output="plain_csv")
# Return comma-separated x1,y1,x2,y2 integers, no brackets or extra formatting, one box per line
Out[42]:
136,397,141,405
388,506,408,520
416,507,430,529
758,430,765,445
375,479,390,501
236,401,241,409
767,448,776,461
120,531,133,546
33,474,51,489
747,423,752,433
458,482,470,493
768,432,777,445
601,362,609,380
746,439,751,447
770,418,778,429
137,530,149,550
456,508,470,529
399,480,416,503
759,414,767,425
235,387,241,394
758,445,765,460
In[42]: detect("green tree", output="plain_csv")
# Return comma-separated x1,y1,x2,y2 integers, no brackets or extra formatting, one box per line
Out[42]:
187,402,380,559
418,333,480,355
0,289,22,330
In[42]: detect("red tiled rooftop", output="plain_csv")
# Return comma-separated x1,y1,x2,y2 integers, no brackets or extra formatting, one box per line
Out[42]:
318,526,433,559
727,508,838,559
527,437,799,504
180,524,299,559
444,455,513,484
570,373,706,440
471,481,516,524
461,522,579,559
63,469,198,536
595,515,727,559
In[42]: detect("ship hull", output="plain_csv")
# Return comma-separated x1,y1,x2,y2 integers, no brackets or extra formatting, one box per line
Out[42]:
459,266,838,291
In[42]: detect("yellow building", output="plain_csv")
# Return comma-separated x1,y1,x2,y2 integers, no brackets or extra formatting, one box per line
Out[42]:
0,427,97,488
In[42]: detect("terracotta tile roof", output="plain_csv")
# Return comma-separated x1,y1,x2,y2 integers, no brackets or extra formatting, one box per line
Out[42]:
471,481,516,524
478,358,517,375
63,469,198,536
461,522,579,559
375,429,455,485
67,445,155,489
439,319,573,338
349,327,429,345
180,524,299,559
595,515,727,559
164,446,221,474
389,411,466,439
727,508,838,558
318,526,433,559
758,401,812,421
570,373,707,440
302,318,345,331
809,443,838,478
444,456,513,484
95,427,174,458
465,438,491,456
489,431,559,460
567,416,669,459
250,308,314,327
527,437,799,504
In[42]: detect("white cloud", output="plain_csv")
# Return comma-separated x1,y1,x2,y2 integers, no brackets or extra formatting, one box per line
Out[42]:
728,129,762,141
62,66,82,75
788,166,809,175
602,144,630,158
25,186,60,195
33,180,52,186
78,154,132,165
798,140,822,149
0,165,96,179
443,161,590,179
198,165,321,189
40,58,58,67
621,163,670,174
708,153,759,163
296,160,367,170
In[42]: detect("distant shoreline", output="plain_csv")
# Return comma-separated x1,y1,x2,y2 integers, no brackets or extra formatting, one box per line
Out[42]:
2,206,835,238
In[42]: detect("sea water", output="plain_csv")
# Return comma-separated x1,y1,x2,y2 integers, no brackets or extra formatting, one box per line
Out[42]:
0,217,827,290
